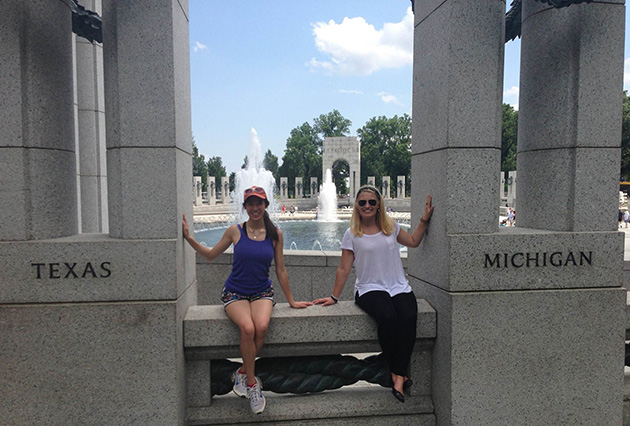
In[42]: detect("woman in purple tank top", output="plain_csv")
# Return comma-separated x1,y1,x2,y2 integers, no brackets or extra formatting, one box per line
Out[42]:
182,185,311,414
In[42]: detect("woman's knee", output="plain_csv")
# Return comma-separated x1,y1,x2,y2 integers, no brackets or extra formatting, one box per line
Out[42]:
239,322,256,340
254,319,270,337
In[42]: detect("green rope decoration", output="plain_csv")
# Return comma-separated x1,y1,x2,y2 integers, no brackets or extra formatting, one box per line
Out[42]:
210,354,393,396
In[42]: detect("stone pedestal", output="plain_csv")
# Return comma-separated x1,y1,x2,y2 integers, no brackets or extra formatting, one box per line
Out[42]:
396,176,406,198
382,176,391,198
295,177,303,198
280,177,288,198
367,176,375,187
194,176,203,206
220,176,229,203
506,170,517,208
410,0,625,424
208,176,216,206
310,177,318,198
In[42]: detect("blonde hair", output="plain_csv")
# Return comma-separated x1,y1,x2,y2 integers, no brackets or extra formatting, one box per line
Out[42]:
350,185,395,237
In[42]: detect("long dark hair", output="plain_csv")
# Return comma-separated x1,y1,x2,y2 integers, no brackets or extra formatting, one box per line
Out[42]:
242,199,279,242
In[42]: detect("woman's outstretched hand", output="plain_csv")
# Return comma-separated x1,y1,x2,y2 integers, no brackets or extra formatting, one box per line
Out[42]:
313,297,336,307
182,214,191,240
289,300,313,309
422,195,434,222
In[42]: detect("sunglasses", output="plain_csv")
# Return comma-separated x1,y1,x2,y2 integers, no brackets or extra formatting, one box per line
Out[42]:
358,199,377,206
244,187,265,195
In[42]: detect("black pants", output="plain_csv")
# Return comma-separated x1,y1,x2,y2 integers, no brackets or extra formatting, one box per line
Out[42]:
355,290,418,377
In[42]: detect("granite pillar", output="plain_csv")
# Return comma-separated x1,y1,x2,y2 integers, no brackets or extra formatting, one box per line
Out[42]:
295,177,303,198
410,1,625,425
208,176,216,206
0,0,77,240
397,175,406,198
0,1,197,425
506,170,516,208
280,177,288,198
310,177,318,198
74,0,108,234
221,176,229,203
517,0,624,232
382,176,391,199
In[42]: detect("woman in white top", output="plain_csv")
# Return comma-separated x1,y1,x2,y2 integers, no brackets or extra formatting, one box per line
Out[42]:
314,185,434,403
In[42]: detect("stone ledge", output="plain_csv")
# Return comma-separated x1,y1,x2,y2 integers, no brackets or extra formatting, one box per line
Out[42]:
187,388,435,425
184,300,436,352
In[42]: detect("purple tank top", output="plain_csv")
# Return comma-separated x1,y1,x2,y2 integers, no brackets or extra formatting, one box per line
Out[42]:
224,224,274,295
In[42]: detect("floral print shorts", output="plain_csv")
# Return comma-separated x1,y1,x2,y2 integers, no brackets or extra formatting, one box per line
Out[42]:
221,286,275,308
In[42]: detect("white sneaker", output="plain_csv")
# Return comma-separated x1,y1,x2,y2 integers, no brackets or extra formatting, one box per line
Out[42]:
247,379,266,414
232,368,247,398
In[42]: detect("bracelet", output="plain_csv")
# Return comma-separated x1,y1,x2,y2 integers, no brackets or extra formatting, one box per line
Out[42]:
420,217,430,224
330,294,339,303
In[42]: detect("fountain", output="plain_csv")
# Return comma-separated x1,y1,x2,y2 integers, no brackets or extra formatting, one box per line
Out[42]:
318,168,339,222
234,128,278,223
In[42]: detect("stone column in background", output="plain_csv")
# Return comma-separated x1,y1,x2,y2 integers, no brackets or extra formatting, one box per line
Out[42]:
396,176,406,198
506,170,517,208
193,176,202,206
221,176,229,203
0,0,77,240
74,0,108,234
382,176,391,199
310,177,318,198
410,1,624,425
280,177,288,198
367,176,375,186
499,171,506,203
208,176,216,206
295,177,303,198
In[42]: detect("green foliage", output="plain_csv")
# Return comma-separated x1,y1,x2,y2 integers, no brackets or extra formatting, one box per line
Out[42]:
207,156,226,177
229,172,236,193
501,104,518,172
279,122,323,195
192,135,208,191
313,109,352,138
621,91,630,181
263,149,279,184
332,161,349,195
356,114,411,193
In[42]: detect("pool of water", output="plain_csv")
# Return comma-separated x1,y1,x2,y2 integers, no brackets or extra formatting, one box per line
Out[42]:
194,220,410,252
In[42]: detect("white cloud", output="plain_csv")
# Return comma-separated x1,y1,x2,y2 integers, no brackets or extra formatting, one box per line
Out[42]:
503,86,519,110
340,89,364,95
308,7,413,75
193,41,207,52
625,58,630,91
378,92,404,106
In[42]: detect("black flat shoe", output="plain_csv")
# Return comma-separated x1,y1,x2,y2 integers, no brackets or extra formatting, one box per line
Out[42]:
403,378,413,391
392,388,405,403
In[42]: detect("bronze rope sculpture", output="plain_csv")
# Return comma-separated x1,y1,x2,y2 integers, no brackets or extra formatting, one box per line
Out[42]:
210,354,394,396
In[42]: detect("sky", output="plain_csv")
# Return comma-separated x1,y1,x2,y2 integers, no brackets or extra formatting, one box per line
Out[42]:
189,1,630,175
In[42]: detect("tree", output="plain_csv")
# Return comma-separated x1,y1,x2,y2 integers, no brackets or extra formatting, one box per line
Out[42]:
313,109,352,138
357,114,411,193
229,172,236,193
501,104,518,172
192,135,208,191
263,149,279,184
206,156,226,177
279,122,322,196
621,91,630,181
